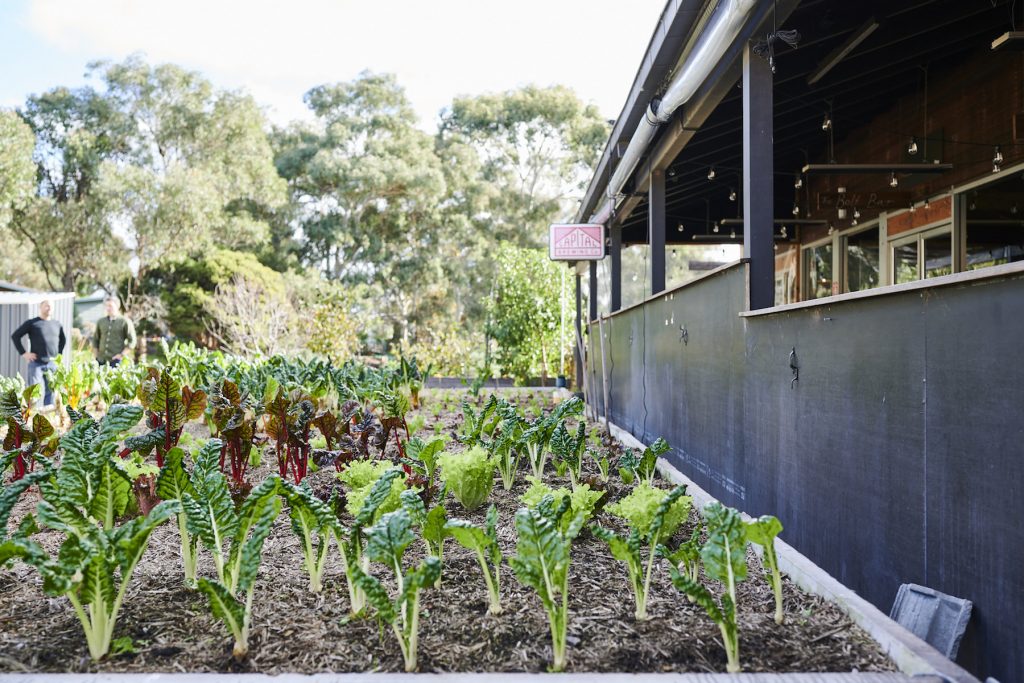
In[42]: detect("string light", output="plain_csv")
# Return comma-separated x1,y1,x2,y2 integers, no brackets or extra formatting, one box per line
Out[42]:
993,146,1003,173
837,186,846,194
707,167,716,181
773,243,779,251
729,188,736,201
730,230,736,240
677,223,685,232
792,204,800,216
827,222,835,235
924,198,930,210
909,203,916,214
889,172,898,188
781,226,788,238
837,207,847,220
907,137,918,155
821,115,832,131
853,208,861,219
713,222,719,233
794,174,803,190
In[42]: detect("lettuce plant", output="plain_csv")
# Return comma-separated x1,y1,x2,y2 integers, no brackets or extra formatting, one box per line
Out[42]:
509,495,586,672
399,489,448,586
745,515,785,624
196,476,282,660
669,502,748,673
281,480,341,593
353,510,441,672
438,446,494,511
127,367,207,468
594,484,690,620
520,476,604,531
339,459,406,519
446,505,503,614
1,405,177,660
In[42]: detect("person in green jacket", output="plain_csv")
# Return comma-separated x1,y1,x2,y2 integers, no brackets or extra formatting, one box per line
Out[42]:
93,296,136,366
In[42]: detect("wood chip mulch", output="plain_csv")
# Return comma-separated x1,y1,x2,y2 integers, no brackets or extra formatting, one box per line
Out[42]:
0,392,897,674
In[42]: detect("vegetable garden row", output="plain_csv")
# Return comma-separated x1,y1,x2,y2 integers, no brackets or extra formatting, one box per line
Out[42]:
0,349,894,673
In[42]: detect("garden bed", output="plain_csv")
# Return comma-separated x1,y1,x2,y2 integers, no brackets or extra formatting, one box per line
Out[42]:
1,390,896,675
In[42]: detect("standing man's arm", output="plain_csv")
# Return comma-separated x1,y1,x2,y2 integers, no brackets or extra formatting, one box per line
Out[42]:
58,325,67,356
93,320,102,354
11,320,35,361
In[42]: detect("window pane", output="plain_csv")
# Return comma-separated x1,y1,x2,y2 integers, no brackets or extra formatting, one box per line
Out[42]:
620,244,649,309
666,244,742,290
962,172,1024,271
805,243,833,299
965,223,1024,270
846,227,880,292
893,241,919,284
924,232,952,279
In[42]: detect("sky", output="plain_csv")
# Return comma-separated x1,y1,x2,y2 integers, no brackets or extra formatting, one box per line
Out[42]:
0,0,668,130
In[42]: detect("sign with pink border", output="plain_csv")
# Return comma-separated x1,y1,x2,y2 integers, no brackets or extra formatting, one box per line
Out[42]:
548,223,605,261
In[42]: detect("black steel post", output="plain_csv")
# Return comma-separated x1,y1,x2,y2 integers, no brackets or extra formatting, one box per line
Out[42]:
649,168,666,294
574,270,584,391
742,42,774,310
611,222,622,311
589,260,598,321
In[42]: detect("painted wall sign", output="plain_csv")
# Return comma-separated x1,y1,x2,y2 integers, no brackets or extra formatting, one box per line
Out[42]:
549,223,605,261
816,191,909,211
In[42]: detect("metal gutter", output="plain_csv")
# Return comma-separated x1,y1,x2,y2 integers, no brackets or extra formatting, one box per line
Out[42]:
574,0,708,224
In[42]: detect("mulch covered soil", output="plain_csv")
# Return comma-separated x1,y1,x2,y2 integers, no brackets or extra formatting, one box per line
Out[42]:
0,391,897,674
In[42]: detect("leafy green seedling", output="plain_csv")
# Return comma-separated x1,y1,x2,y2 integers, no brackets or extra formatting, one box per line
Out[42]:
509,495,586,672
281,480,342,593
197,476,282,660
668,502,748,673
446,505,503,614
353,510,441,672
400,489,449,587
595,483,690,620
745,515,785,624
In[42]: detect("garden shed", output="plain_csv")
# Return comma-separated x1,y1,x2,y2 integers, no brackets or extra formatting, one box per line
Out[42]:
0,291,75,382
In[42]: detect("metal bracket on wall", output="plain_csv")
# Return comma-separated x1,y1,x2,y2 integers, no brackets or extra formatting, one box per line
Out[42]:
628,331,634,346
679,325,688,345
789,347,799,389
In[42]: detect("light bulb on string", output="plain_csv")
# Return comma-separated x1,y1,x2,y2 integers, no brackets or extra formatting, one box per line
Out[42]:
853,208,861,219
677,223,684,232
729,230,736,240
631,273,638,282
712,222,719,233
889,172,898,188
707,167,716,181
792,204,800,216
907,137,918,155
794,174,803,190
924,198,930,210
827,223,835,235
728,188,736,201
781,226,788,238
822,115,832,131
773,243,779,251
909,203,916,214
671,249,678,259
993,146,1003,173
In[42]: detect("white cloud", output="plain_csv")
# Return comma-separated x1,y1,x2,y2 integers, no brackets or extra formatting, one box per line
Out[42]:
25,0,666,128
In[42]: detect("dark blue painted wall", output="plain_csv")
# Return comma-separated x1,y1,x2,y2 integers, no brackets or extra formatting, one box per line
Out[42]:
586,264,1024,682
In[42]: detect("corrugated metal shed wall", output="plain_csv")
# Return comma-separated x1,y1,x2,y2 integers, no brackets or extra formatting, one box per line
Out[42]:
0,293,75,382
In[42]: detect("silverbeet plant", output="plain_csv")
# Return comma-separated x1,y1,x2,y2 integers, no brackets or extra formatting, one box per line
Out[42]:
0,405,177,660
445,504,503,615
656,521,703,601
669,502,748,673
399,489,448,587
617,437,670,487
194,476,282,661
593,483,690,620
353,509,441,672
509,494,586,672
154,443,214,587
341,468,405,616
281,480,341,593
745,515,785,624
549,421,586,488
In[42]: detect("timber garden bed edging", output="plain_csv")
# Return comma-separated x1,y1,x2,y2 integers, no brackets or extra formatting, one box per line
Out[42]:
600,418,980,683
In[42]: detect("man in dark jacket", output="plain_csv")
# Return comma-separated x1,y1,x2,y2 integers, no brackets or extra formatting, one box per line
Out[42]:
93,296,136,366
10,299,66,409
